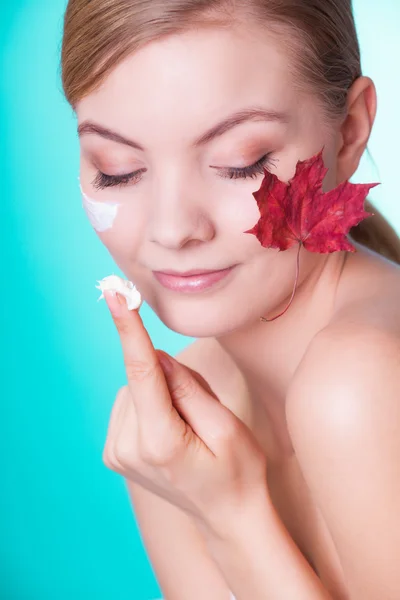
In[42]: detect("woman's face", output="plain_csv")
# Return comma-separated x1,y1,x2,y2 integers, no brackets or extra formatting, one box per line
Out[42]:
76,25,340,337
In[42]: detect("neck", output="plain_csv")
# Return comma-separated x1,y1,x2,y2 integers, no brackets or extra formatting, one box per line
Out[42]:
214,249,349,461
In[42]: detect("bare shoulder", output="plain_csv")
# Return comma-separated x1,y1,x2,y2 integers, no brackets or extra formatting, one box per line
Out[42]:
286,254,400,463
330,242,400,337
287,245,400,417
285,261,400,600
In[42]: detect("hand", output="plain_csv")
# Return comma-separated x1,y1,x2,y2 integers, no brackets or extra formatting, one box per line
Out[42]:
101,290,268,538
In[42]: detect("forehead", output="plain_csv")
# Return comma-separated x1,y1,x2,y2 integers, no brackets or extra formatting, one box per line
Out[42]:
76,26,302,142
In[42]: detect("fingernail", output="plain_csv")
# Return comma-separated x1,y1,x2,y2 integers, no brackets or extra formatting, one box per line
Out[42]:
104,289,125,317
116,292,127,306
159,352,173,374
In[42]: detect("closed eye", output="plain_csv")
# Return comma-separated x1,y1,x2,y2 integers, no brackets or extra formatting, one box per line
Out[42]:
214,153,278,180
90,153,278,190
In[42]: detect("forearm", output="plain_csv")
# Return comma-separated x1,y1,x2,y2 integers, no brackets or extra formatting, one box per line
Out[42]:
199,489,333,600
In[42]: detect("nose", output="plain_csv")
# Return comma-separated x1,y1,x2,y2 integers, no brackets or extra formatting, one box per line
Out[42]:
147,181,215,250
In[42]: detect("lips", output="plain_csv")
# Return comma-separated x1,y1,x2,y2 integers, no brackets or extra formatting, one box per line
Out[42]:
152,265,236,292
154,266,234,277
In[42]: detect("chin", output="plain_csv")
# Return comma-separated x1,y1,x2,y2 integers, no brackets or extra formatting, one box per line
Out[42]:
147,294,256,338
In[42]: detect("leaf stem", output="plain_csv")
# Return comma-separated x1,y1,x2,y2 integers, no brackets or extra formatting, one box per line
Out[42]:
260,243,302,322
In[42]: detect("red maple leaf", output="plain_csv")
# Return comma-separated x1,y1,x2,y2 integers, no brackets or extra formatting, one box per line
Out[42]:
244,147,379,321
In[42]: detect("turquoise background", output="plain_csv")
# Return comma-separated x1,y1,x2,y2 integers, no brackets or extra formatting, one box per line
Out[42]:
1,1,399,599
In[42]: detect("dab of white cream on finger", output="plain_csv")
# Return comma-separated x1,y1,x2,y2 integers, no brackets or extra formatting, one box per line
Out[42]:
95,274,142,311
78,177,121,232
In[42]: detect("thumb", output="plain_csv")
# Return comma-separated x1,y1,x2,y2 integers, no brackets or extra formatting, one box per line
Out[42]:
155,349,233,447
156,350,219,399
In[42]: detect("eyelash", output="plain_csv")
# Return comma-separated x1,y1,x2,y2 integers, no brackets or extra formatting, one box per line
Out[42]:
91,153,278,190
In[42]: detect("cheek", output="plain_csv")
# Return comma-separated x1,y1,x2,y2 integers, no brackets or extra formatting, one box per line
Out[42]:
215,181,264,232
98,215,144,256
81,190,121,232
81,193,145,258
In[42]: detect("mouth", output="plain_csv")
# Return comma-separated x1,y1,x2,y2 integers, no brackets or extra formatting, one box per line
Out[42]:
152,264,237,293
154,265,235,276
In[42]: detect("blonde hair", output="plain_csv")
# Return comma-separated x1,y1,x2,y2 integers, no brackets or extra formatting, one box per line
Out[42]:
61,0,400,264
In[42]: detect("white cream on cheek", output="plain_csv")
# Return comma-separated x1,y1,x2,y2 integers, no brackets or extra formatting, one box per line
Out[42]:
78,178,121,232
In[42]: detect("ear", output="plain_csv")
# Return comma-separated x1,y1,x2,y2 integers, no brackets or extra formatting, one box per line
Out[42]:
336,76,377,184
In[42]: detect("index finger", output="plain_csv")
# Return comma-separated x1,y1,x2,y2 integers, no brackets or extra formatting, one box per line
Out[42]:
103,289,173,423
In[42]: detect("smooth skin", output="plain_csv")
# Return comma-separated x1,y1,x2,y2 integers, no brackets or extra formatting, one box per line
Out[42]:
78,23,400,600
102,288,269,540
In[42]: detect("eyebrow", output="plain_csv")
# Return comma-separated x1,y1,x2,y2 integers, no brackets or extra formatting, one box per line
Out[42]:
77,106,290,151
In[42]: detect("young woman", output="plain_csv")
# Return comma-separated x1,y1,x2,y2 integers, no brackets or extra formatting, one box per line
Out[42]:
61,1,400,598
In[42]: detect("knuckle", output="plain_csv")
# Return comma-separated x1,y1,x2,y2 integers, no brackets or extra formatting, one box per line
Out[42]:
170,376,198,402
125,358,158,382
114,442,135,468
102,446,118,470
139,437,181,466
213,417,241,442
117,385,130,399
139,444,166,465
